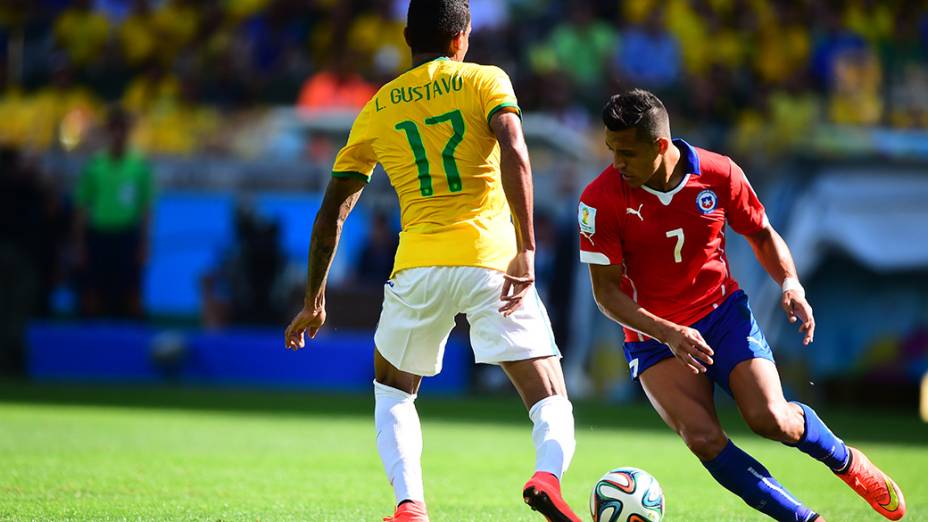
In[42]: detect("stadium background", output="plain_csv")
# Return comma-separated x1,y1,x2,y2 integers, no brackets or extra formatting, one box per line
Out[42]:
1,1,927,520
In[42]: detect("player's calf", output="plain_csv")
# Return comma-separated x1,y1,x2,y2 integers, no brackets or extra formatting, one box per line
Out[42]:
703,440,820,522
783,402,850,471
374,380,425,507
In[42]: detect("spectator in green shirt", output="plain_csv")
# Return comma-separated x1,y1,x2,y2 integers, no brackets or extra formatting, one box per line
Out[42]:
546,2,618,102
75,107,154,318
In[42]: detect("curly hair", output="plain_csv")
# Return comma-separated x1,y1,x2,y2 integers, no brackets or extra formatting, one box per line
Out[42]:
405,0,471,55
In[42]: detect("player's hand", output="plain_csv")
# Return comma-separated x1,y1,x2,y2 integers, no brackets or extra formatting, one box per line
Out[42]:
662,325,714,374
284,304,326,350
499,250,535,317
782,290,815,346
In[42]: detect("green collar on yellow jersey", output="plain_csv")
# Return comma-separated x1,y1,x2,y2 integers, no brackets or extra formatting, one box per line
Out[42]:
410,55,451,69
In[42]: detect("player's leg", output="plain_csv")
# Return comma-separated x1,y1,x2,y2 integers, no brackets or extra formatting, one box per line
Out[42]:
729,358,840,463
640,357,820,522
717,290,905,520
715,292,846,467
502,356,580,522
463,267,580,521
730,358,906,520
501,356,574,476
374,351,429,521
373,267,459,521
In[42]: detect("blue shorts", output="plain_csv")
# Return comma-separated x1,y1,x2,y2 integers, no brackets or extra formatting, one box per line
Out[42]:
622,290,774,395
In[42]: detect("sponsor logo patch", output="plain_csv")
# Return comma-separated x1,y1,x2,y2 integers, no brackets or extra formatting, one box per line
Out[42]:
578,202,597,236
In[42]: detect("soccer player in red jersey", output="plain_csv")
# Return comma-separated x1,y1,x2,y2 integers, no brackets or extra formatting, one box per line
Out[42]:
579,89,906,521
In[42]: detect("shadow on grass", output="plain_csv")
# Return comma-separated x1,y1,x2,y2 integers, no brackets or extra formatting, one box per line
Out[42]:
1,379,926,447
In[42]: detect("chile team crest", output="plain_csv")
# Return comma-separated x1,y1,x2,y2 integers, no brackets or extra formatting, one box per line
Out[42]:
696,189,718,214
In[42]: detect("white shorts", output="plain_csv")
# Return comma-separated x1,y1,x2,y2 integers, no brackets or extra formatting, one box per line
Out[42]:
374,266,560,376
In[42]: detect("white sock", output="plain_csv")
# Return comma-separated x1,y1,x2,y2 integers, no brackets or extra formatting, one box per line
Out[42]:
374,380,425,504
529,394,576,479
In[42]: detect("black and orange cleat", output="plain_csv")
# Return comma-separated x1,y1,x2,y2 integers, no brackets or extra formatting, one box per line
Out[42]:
835,447,906,520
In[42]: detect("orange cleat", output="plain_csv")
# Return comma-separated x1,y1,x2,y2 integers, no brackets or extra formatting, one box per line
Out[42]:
383,500,429,522
835,447,906,520
523,471,582,522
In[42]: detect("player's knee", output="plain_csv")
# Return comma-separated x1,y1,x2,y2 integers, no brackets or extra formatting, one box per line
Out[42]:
679,428,727,460
744,404,794,440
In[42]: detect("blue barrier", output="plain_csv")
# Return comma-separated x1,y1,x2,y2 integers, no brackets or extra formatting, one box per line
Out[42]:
26,323,471,393
253,192,369,285
143,191,371,316
144,192,236,315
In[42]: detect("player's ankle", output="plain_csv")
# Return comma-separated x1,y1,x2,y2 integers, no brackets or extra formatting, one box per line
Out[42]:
531,470,560,482
833,449,852,474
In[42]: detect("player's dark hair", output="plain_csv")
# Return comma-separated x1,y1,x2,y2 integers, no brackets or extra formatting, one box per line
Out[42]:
406,0,470,55
602,89,671,141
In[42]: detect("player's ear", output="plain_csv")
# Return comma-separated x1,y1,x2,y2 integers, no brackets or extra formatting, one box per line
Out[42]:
449,23,471,58
448,31,464,55
656,137,671,154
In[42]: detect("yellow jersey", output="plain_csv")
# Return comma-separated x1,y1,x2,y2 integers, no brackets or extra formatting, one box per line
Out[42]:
332,57,521,277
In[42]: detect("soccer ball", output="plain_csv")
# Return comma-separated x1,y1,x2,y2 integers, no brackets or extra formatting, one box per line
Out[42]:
590,467,665,522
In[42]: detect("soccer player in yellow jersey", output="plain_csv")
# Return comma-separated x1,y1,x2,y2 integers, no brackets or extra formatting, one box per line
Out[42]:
284,1,581,521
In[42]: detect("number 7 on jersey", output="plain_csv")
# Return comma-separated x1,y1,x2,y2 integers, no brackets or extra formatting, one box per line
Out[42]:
666,228,684,263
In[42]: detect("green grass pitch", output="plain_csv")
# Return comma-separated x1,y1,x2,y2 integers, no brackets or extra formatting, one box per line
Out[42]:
0,381,925,521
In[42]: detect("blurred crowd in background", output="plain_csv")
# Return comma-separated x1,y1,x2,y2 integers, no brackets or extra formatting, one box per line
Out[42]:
0,0,926,157
1,0,927,401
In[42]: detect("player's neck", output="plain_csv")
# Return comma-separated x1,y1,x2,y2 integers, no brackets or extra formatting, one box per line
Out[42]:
645,143,683,192
410,53,454,67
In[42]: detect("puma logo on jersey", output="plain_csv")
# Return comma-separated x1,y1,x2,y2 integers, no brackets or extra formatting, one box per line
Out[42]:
626,204,644,221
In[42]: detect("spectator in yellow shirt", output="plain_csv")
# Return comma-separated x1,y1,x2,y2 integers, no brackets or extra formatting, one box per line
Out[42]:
53,0,110,67
119,0,157,68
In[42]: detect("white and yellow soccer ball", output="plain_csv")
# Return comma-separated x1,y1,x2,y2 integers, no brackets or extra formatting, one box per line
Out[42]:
590,467,665,522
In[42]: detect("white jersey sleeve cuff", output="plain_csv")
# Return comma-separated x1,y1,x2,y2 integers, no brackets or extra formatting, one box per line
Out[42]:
580,251,611,265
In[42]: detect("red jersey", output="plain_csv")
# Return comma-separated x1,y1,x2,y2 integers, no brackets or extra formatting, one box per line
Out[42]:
578,139,768,342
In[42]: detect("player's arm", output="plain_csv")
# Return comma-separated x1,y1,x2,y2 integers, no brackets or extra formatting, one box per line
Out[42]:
726,157,815,345
745,224,815,345
492,110,535,316
285,176,366,349
286,98,376,348
588,264,714,374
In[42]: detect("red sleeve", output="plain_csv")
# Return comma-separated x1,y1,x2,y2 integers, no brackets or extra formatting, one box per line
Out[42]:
578,181,623,265
725,159,768,235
